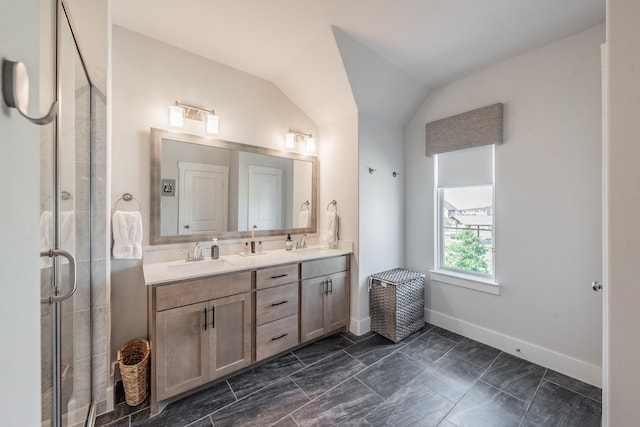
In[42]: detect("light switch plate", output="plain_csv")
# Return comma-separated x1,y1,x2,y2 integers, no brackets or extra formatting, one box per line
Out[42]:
161,179,176,196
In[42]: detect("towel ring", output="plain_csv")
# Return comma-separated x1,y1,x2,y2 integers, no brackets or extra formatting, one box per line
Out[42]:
41,191,73,211
326,200,337,212
300,200,310,211
115,193,142,212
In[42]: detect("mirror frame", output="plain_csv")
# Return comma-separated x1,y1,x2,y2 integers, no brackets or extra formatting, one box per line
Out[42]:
150,127,318,245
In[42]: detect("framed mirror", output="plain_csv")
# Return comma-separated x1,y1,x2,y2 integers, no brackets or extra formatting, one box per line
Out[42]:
150,128,317,244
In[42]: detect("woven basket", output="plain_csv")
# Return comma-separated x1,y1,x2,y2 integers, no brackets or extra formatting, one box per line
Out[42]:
117,339,150,406
370,269,425,343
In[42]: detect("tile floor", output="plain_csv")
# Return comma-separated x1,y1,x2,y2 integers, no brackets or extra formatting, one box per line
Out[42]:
96,324,602,426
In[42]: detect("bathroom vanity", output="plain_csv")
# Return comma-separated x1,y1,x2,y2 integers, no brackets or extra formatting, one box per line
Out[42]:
143,247,351,415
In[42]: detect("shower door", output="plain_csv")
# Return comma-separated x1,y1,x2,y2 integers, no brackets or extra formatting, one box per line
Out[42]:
40,1,93,426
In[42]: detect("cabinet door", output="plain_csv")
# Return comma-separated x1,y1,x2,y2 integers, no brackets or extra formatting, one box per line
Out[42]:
155,302,208,400
209,292,252,379
326,271,349,332
300,277,326,343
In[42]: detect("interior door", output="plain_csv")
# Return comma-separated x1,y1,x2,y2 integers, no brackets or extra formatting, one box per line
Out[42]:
247,165,282,230
178,162,228,234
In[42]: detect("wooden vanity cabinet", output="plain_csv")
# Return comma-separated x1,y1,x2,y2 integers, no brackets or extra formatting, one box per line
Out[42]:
151,271,252,402
300,256,350,343
149,254,350,415
255,263,299,361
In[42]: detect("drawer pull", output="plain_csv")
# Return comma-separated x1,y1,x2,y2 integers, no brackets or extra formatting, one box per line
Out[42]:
271,300,289,307
329,279,333,295
204,308,208,331
270,273,288,279
211,306,215,329
271,333,288,341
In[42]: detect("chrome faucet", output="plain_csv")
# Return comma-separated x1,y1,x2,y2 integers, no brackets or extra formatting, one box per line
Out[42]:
186,242,204,262
296,234,308,250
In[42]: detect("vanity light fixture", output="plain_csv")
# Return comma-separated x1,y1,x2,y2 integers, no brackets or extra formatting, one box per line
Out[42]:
168,101,219,134
284,129,315,153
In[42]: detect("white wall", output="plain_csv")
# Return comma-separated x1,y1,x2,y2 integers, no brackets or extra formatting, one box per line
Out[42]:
405,24,605,386
0,0,42,424
318,115,361,331
606,0,640,423
357,114,405,329
110,26,318,356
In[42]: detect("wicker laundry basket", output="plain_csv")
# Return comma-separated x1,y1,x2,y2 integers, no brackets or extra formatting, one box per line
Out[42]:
369,268,425,343
117,338,150,406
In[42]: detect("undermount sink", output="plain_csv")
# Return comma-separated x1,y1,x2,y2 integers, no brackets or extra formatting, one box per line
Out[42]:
167,258,234,273
286,247,335,256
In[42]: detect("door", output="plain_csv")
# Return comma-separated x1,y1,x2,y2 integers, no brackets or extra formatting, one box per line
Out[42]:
178,162,228,234
247,165,282,230
326,271,349,332
40,3,94,425
155,302,209,401
209,293,252,379
300,277,326,343
600,42,609,423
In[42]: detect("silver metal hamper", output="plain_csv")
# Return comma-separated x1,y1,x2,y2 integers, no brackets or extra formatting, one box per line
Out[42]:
369,268,425,343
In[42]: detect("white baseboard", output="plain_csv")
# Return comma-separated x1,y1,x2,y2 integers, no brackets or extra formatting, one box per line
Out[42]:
426,308,602,388
349,316,371,336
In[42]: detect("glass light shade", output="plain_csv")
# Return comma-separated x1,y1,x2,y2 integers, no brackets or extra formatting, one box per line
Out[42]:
284,132,295,149
305,136,315,152
205,112,219,134
168,105,185,127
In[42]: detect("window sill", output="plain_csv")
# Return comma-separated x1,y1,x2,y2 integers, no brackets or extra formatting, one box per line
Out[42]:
429,270,500,295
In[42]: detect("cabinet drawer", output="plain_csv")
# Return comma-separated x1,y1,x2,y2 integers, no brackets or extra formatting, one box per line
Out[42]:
256,314,299,361
256,264,298,289
155,271,251,311
301,255,349,280
256,283,298,326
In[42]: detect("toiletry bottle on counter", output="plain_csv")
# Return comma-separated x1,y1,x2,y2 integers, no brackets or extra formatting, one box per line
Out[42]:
243,242,250,255
250,229,256,254
211,238,219,259
257,241,263,253
285,234,293,251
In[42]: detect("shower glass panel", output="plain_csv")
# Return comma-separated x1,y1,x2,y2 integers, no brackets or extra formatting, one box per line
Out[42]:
40,2,93,426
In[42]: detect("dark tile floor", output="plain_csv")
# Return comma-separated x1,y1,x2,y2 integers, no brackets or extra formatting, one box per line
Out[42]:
96,324,602,427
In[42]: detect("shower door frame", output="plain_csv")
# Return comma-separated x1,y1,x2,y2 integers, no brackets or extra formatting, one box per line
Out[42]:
42,1,95,426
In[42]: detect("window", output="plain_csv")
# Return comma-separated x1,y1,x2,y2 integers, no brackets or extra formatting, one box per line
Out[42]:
439,186,493,277
435,145,495,282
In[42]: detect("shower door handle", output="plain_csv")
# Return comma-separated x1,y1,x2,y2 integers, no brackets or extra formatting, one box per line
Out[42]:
40,249,77,304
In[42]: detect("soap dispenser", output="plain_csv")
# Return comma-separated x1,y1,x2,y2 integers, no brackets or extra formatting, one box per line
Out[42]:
285,234,293,251
211,238,219,259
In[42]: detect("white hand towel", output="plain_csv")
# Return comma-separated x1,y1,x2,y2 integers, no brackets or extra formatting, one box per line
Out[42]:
112,210,143,259
321,210,339,247
40,211,53,268
40,210,53,251
40,210,75,266
298,210,310,228
60,211,75,258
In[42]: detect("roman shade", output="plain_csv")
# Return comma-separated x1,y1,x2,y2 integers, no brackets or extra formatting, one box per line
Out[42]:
437,145,493,188
426,103,503,156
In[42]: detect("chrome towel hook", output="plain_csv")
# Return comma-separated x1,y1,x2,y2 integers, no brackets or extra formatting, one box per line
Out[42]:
2,59,58,125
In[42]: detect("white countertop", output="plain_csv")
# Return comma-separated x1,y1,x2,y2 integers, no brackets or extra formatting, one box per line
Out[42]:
142,246,352,286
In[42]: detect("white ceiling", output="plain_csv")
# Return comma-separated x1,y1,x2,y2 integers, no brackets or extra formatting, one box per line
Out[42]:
110,0,605,125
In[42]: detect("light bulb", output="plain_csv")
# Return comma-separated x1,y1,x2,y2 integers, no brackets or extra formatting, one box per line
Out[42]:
168,105,184,127
205,112,219,134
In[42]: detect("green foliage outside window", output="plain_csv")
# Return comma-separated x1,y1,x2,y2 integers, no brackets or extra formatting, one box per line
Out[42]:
445,229,489,274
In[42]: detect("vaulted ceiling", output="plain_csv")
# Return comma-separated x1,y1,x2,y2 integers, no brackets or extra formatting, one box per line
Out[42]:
110,0,605,126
